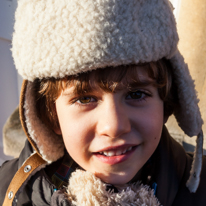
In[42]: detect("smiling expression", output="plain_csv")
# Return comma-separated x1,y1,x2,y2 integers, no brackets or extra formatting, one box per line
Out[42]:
54,66,164,185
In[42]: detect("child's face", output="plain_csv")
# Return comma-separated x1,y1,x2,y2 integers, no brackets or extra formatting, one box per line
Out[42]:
55,67,164,185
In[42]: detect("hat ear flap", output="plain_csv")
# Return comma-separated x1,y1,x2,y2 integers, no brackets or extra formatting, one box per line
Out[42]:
168,50,204,193
168,50,203,137
186,130,204,193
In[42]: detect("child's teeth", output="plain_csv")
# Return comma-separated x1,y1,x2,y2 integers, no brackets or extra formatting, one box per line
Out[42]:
115,150,122,156
122,149,127,154
102,151,115,156
102,151,108,156
100,147,133,156
107,151,115,156
127,147,132,151
103,151,114,156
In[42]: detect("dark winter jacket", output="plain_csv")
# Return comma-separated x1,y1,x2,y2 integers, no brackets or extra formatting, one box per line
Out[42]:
1,126,206,206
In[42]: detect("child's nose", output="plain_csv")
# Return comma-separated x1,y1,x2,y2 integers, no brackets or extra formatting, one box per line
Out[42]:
96,101,131,138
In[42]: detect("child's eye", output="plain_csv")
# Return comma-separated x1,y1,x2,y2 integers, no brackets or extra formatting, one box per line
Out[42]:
126,90,151,100
76,96,96,104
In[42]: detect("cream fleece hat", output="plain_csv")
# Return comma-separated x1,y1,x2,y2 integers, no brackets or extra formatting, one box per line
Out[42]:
12,0,203,193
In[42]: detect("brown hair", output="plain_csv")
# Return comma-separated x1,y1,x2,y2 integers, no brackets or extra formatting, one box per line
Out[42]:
36,59,177,130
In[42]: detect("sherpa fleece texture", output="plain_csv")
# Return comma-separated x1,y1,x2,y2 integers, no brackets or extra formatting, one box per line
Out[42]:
66,170,160,206
169,50,203,137
12,0,178,81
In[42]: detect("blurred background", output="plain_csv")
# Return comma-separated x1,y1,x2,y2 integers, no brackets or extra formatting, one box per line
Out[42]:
0,0,21,164
0,0,205,165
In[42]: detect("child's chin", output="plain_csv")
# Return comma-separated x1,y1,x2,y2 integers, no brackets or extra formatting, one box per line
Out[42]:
95,172,135,185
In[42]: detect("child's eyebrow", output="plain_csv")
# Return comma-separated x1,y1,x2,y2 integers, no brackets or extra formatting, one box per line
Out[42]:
116,79,155,91
128,79,154,87
61,86,95,96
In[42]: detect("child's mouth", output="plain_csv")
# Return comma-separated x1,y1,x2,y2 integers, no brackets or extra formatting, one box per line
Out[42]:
98,146,134,157
94,145,137,165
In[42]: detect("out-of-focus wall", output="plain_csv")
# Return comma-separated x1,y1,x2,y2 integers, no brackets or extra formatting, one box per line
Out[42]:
167,0,206,152
0,0,20,165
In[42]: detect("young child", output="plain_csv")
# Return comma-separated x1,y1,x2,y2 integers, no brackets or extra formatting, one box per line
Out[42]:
0,0,206,205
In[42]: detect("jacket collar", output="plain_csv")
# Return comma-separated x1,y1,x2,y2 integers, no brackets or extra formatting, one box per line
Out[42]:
155,126,187,205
